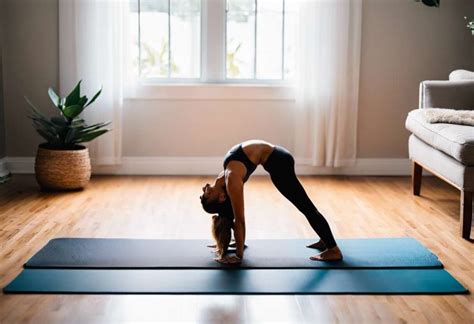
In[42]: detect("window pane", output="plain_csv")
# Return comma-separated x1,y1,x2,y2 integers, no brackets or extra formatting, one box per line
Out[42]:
128,0,140,78
256,0,283,79
139,0,169,78
170,0,201,78
227,0,254,12
284,0,297,80
226,0,256,79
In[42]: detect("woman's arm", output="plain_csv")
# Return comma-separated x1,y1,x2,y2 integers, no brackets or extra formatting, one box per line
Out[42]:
225,171,246,258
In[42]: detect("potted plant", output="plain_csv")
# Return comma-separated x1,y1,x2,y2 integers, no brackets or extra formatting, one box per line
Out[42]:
25,81,110,190
465,17,474,35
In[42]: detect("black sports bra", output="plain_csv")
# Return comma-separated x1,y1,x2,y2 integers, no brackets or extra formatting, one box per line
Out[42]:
223,144,257,182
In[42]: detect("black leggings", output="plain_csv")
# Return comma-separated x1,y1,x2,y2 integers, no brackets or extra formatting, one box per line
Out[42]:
263,146,337,248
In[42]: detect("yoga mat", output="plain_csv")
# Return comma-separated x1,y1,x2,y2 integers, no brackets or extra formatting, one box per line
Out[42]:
25,238,442,269
3,269,467,295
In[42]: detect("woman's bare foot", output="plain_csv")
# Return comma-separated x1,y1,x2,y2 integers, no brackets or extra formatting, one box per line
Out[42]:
306,240,326,250
310,246,343,261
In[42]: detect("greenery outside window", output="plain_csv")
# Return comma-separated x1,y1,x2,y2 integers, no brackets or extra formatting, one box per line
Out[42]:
129,0,296,84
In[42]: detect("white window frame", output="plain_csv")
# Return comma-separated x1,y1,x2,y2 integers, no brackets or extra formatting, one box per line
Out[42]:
128,0,295,100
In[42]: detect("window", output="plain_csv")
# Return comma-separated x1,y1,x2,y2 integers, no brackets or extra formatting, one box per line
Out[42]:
226,0,296,80
129,0,201,80
129,0,296,83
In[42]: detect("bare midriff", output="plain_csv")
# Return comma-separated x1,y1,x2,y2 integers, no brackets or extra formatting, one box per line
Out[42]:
240,140,275,166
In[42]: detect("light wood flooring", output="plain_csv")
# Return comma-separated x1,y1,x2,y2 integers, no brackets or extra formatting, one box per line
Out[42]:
0,175,472,323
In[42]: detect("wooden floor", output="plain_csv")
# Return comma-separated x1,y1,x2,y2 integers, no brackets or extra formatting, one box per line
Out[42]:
0,175,472,323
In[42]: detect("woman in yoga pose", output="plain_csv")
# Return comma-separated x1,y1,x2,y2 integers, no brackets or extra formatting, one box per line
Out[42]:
200,140,342,264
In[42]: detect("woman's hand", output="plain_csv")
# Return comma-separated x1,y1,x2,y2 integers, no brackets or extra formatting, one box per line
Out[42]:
207,241,242,249
214,254,242,264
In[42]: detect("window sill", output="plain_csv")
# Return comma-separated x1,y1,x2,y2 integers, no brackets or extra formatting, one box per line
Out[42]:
125,83,296,101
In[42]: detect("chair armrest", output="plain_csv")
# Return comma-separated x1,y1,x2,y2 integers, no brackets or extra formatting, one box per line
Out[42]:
419,80,474,110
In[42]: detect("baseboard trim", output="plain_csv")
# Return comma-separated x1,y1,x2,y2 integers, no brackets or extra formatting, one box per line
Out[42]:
5,156,413,176
0,158,10,176
0,158,11,182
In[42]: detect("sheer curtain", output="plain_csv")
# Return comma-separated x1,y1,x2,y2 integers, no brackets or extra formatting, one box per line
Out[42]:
294,0,362,167
59,0,130,165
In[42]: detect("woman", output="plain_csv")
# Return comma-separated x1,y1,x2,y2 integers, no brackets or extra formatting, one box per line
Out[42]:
200,140,342,264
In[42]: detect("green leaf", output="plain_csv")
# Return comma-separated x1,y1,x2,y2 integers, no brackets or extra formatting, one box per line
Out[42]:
47,118,68,140
65,80,82,107
71,118,86,125
64,128,78,143
62,105,84,119
77,121,111,133
31,118,61,142
51,116,67,126
34,123,58,138
36,128,58,143
24,96,48,119
48,87,61,110
78,95,88,108
26,83,109,148
84,88,102,107
70,120,87,129
76,129,109,143
31,116,58,133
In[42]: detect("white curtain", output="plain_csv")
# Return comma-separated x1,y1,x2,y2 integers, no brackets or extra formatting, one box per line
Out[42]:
294,0,362,167
59,0,129,165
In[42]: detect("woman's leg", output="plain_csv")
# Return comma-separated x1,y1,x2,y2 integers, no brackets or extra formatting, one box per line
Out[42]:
263,147,337,248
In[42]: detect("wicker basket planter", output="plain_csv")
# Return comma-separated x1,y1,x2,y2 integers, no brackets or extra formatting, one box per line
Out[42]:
35,144,91,190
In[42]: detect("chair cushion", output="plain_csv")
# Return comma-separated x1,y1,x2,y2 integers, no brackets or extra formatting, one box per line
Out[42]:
406,109,474,165
409,135,474,191
449,69,474,81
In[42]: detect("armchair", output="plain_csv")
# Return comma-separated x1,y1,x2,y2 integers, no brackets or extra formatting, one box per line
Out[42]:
405,71,474,240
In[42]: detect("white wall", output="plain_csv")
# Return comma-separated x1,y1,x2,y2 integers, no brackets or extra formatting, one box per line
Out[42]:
121,0,474,160
358,0,474,158
3,0,58,157
123,98,294,157
2,0,473,175
0,0,5,159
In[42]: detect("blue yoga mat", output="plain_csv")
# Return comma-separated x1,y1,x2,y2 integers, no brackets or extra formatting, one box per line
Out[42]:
25,238,442,269
3,269,467,294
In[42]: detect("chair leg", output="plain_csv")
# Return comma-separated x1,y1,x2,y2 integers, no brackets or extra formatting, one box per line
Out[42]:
460,190,472,240
412,161,422,196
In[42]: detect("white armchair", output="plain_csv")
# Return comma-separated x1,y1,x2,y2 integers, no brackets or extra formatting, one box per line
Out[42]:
405,70,474,240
